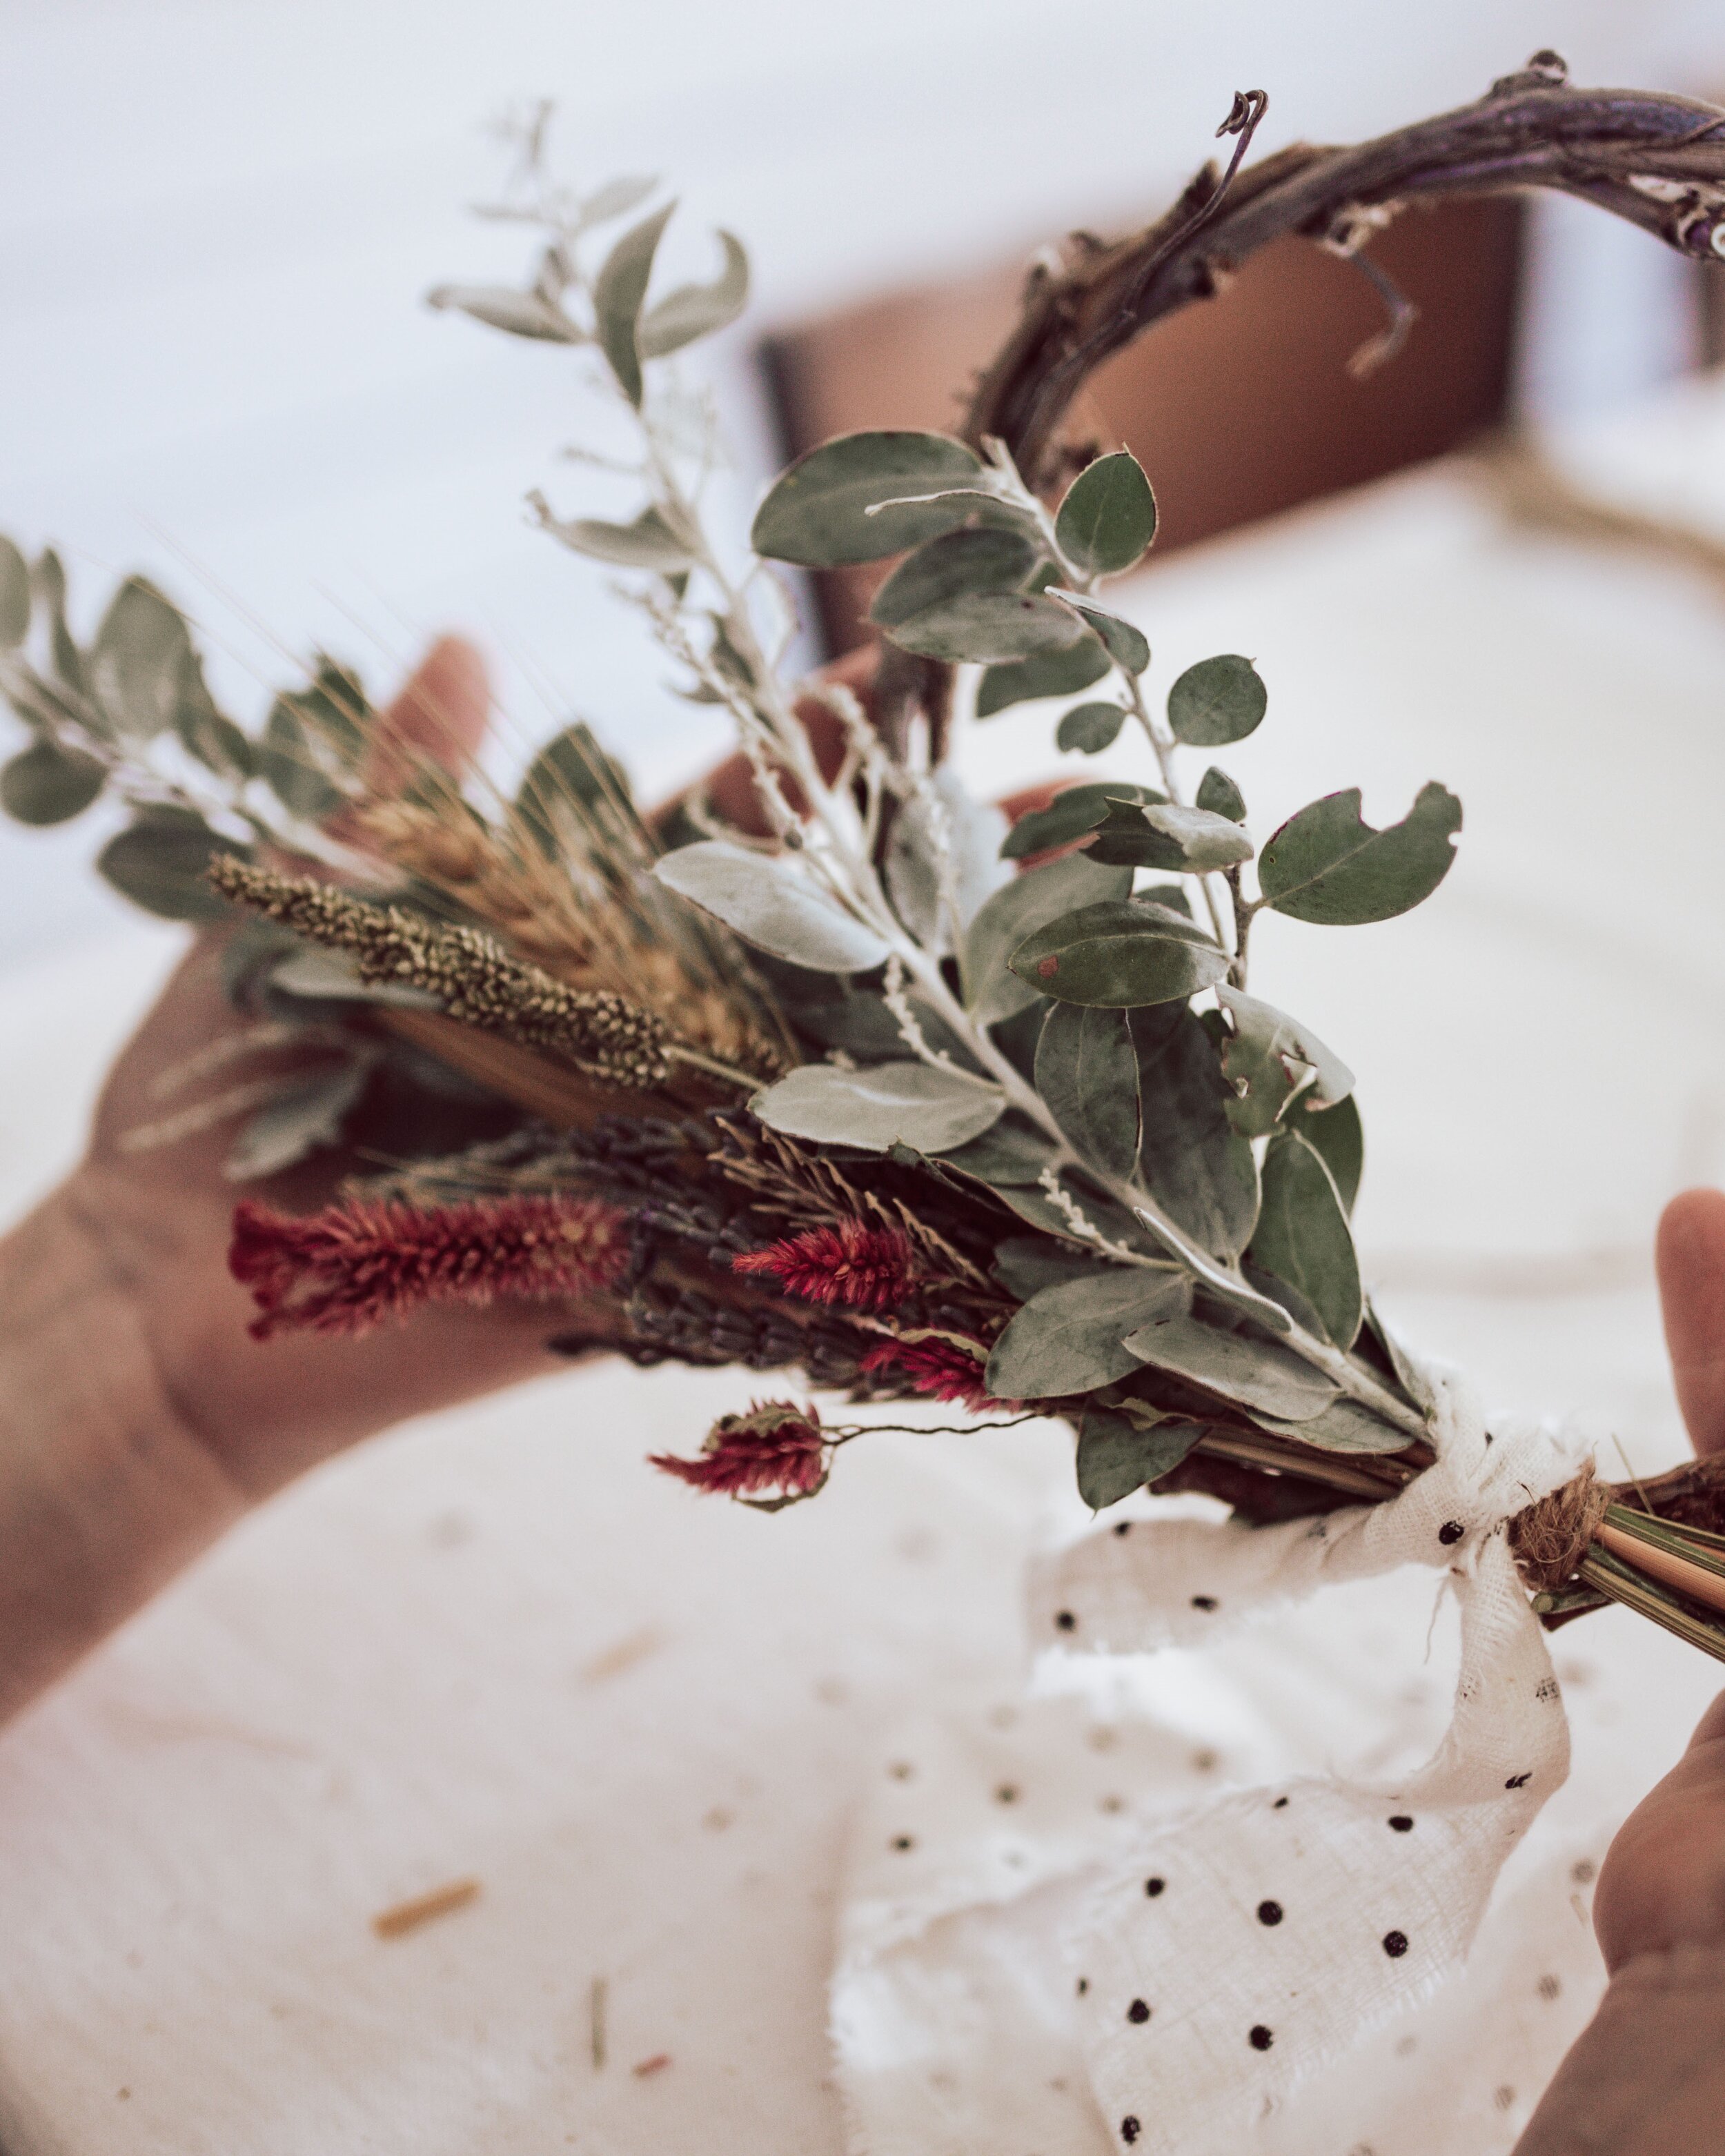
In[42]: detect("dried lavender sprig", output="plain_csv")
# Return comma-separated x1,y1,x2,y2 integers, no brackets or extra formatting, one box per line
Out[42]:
208,856,672,1089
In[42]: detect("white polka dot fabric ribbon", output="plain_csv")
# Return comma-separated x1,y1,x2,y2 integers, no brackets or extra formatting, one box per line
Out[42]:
831,1366,1584,2155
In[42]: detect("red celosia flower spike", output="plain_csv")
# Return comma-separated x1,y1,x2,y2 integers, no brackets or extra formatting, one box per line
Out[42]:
732,1217,916,1312
860,1336,1003,1413
650,1400,829,1503
229,1194,630,1340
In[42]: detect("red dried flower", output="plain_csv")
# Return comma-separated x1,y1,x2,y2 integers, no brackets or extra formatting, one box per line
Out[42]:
650,1399,829,1503
732,1218,916,1312
230,1194,630,1340
860,1336,1004,1413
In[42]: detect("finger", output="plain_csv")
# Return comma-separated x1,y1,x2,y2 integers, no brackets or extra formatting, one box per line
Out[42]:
656,642,876,837
1656,1189,1725,1456
362,634,491,798
1595,1684,1725,1970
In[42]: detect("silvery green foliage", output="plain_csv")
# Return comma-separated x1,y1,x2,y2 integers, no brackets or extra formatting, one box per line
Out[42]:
410,126,1460,1490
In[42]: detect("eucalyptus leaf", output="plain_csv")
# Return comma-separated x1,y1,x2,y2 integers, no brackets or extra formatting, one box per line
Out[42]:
98,809,246,921
0,537,29,648
258,698,344,823
654,840,891,971
985,1267,1190,1401
574,175,660,230
1052,593,1149,674
1054,451,1157,577
1035,1001,1140,1179
751,431,987,568
751,1058,1004,1154
1214,985,1354,1140
1076,1407,1201,1509
1195,765,1246,821
175,649,254,779
1056,700,1127,754
1363,1298,1435,1415
1258,783,1463,924
89,577,190,739
549,506,694,570
960,849,1130,1024
1123,1308,1339,1419
1000,780,1165,862
940,1116,1058,1187
1167,655,1267,746
884,590,1090,666
517,721,634,855
1300,1091,1364,1216
869,527,1038,629
1133,1004,1261,1258
593,201,677,406
974,635,1110,717
884,769,1010,953
1250,1129,1362,1348
0,739,104,824
1252,1397,1406,1454
638,230,749,357
268,947,440,1009
224,1060,371,1182
426,284,582,342
1084,798,1254,873
1009,899,1228,1009
993,1236,1101,1298
994,1169,1161,1253
34,550,86,695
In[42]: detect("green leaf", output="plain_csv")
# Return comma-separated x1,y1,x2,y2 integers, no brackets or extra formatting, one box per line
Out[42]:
1258,783,1463,925
638,230,749,357
175,649,254,779
258,698,344,822
1034,1001,1139,1179
1195,765,1245,821
1084,798,1254,873
1300,1092,1363,1216
884,768,1010,951
0,739,103,824
593,201,677,406
549,506,694,570
883,590,1089,666
266,946,440,1009
653,840,892,972
1054,594,1149,673
1054,451,1157,577
573,175,661,231
1167,655,1267,746
974,635,1110,717
0,537,29,648
1214,984,1354,1139
985,1267,1189,1401
1000,780,1165,862
426,284,582,342
1076,1407,1201,1509
994,1168,1161,1253
1132,1004,1260,1258
97,808,247,921
89,577,192,739
1056,701,1127,754
960,849,1130,1024
517,722,633,854
1250,1129,1362,1348
34,550,86,695
751,1059,1004,1154
869,528,1038,629
942,1116,1058,1187
1009,899,1228,1009
1123,1308,1340,1419
751,431,988,568
993,1236,1100,1298
225,1060,371,1181
1252,1397,1406,1453
1363,1298,1433,1415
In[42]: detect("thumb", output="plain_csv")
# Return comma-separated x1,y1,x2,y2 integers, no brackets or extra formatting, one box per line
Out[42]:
1656,1189,1725,1456
362,634,491,798
1595,1689,1725,1971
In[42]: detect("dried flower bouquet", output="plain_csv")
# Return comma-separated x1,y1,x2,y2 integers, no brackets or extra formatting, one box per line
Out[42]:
10,55,1725,1651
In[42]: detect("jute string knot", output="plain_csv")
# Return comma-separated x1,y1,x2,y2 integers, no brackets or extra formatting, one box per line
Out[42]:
1508,1458,1613,1594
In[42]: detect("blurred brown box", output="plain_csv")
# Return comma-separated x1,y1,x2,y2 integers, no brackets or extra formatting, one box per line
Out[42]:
763,197,1524,655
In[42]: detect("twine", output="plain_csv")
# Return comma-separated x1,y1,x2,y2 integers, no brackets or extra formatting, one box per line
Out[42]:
1508,1460,1613,1594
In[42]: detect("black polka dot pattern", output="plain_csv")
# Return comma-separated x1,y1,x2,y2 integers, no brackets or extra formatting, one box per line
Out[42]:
1127,1998,1151,2024
890,1834,914,1852
1272,1795,1289,1810
1114,1521,1132,1537
1190,1594,1219,1612
1121,2117,1141,2144
1382,1929,1409,1958
1505,1771,1531,1790
1257,1900,1283,1926
1054,1610,1077,1632
1250,2024,1274,2050
1438,1520,1466,1546
1076,1977,1089,1997
1144,1877,1165,1898
1388,1814,1414,1832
